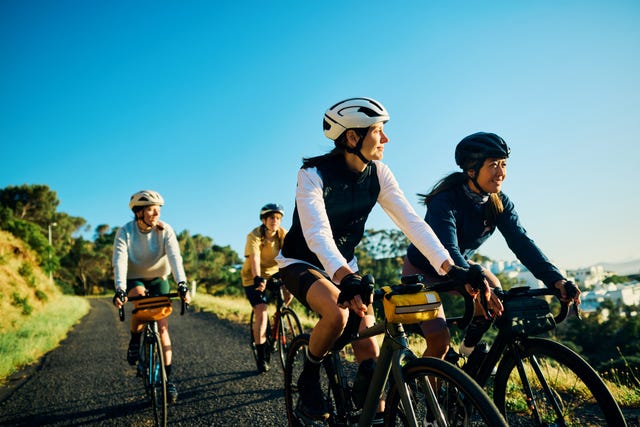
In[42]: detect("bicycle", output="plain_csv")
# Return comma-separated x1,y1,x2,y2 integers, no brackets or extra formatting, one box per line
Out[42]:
250,276,303,372
284,274,508,427
117,289,188,427
423,278,627,427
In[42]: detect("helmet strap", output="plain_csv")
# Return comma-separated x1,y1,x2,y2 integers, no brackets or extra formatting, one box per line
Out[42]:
135,211,154,230
467,169,489,196
344,130,371,164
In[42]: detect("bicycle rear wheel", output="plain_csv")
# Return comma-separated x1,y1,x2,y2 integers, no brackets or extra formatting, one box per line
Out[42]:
144,331,167,427
493,337,626,427
277,308,303,372
385,357,507,427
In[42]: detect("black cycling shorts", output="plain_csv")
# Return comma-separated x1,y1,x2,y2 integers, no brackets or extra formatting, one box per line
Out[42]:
279,262,367,352
279,262,330,311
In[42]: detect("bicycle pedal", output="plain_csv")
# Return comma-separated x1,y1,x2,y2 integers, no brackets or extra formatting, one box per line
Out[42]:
294,405,327,426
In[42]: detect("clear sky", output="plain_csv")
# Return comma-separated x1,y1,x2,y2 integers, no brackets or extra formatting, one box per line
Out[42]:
1,1,638,271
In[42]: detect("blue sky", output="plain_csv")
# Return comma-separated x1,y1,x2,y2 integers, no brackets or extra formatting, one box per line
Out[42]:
2,1,638,271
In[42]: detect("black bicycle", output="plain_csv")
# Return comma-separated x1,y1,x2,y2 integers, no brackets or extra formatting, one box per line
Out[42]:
422,278,627,426
118,289,188,427
249,277,303,372
284,274,508,427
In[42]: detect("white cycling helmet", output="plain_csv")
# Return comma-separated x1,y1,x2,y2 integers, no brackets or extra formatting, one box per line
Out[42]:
323,97,390,141
129,190,165,210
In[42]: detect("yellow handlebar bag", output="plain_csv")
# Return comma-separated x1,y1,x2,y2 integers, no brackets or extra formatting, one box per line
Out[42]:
132,296,173,322
381,285,441,324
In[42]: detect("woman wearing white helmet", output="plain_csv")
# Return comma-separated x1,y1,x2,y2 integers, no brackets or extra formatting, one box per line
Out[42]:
276,97,492,421
241,203,290,373
112,190,191,404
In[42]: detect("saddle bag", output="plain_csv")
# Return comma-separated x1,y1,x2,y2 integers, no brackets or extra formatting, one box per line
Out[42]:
132,296,173,322
381,284,442,324
499,296,555,337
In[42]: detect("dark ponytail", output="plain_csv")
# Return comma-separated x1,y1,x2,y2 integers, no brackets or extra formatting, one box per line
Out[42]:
419,172,504,226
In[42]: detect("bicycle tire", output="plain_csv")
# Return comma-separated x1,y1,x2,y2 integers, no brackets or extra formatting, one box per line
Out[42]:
385,357,507,427
277,308,303,372
492,337,626,427
285,334,342,426
249,309,273,367
145,330,167,427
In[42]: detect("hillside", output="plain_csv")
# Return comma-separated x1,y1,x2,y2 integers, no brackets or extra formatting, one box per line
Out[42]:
0,229,90,381
601,259,640,276
0,229,62,329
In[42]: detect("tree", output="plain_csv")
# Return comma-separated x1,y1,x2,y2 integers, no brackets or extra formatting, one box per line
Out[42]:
355,229,409,287
60,237,109,295
177,231,242,294
0,184,59,226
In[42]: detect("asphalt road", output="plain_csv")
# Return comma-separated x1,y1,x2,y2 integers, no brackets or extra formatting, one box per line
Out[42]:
0,298,287,426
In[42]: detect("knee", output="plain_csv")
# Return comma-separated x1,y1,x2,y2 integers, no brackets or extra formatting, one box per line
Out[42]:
424,327,451,358
323,306,349,333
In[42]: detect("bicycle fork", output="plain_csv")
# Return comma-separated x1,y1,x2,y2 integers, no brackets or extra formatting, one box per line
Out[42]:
511,345,566,426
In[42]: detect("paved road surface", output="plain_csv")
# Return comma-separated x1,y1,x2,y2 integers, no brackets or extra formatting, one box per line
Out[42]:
0,298,286,426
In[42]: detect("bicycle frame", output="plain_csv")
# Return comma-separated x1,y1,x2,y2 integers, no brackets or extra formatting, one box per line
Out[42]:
141,321,165,388
341,321,444,427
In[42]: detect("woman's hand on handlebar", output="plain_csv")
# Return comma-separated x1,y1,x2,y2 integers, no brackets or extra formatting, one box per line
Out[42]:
178,282,191,304
112,289,127,308
554,280,581,306
464,280,504,319
336,272,371,318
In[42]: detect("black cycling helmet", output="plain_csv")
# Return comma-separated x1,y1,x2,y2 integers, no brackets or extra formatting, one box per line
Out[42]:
455,132,510,171
260,203,284,220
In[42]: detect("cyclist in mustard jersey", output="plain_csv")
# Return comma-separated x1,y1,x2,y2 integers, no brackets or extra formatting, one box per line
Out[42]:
241,203,291,373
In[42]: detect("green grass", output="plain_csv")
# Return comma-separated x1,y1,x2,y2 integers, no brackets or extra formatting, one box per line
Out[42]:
191,292,318,330
0,295,90,382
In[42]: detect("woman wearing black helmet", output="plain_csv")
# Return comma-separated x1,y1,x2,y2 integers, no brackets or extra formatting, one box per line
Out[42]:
404,132,581,361
276,98,492,421
241,203,290,373
112,190,191,404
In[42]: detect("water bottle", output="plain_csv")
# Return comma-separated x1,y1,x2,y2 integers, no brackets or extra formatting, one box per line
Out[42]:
445,347,462,367
464,342,490,377
352,358,375,409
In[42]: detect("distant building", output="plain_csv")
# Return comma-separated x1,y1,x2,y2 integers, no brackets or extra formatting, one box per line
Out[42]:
482,259,638,315
566,265,620,287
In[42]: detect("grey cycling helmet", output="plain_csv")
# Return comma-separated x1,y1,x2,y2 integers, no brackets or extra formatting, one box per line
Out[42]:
129,190,165,210
260,203,284,219
323,97,390,141
455,132,510,171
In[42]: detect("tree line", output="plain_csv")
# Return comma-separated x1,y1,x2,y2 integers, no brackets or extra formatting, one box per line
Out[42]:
2,184,639,381
0,184,242,296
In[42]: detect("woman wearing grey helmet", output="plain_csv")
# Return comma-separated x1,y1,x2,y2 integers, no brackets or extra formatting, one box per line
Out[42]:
276,98,491,421
112,190,191,404
404,132,581,362
241,203,290,373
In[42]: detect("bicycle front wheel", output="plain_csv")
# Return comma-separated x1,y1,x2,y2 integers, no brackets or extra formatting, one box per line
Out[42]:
493,337,626,427
385,357,507,427
285,334,342,426
277,308,303,372
249,309,273,366
145,332,167,427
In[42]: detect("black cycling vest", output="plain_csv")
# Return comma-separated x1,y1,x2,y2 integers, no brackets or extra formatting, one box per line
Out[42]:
281,156,380,270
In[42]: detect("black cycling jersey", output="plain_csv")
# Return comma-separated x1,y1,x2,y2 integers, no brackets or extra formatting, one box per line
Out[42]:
282,156,380,269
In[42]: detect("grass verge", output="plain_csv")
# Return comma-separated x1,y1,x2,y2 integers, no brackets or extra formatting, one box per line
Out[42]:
0,295,90,383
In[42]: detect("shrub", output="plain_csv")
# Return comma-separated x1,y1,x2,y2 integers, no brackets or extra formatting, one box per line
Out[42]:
11,292,33,316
